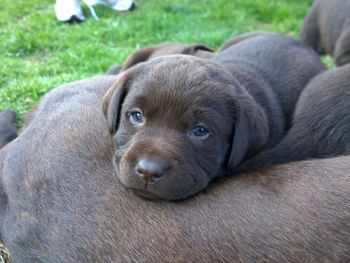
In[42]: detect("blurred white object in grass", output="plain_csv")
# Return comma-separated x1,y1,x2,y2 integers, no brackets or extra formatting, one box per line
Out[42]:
55,0,135,22
55,0,85,22
111,0,135,11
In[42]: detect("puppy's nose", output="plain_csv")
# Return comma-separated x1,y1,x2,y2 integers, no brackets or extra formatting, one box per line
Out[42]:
135,158,168,183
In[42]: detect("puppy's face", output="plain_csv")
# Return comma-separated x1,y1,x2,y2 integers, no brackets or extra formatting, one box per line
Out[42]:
103,56,268,200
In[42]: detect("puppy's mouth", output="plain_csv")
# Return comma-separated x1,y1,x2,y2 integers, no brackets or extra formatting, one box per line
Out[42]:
131,189,160,200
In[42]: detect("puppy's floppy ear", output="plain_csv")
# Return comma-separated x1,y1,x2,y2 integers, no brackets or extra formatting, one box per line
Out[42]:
122,46,156,70
102,70,136,135
184,44,214,54
228,94,269,169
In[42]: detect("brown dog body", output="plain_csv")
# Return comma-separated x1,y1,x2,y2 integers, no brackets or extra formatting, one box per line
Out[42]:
103,33,325,200
239,64,350,171
301,0,350,66
105,42,214,75
1,76,349,262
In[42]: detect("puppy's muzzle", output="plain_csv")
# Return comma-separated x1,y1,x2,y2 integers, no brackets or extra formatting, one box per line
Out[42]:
135,158,169,184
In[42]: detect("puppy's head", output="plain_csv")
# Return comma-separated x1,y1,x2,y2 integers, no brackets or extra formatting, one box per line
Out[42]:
102,56,268,200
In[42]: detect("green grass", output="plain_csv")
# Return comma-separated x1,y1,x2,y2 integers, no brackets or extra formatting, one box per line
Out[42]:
0,0,315,122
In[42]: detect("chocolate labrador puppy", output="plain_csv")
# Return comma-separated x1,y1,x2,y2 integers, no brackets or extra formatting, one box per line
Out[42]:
301,0,350,66
102,32,325,200
0,76,349,262
0,109,17,150
105,42,214,75
238,64,350,171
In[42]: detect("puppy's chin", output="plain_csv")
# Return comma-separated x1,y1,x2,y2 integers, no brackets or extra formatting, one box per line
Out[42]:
116,168,210,201
131,189,161,200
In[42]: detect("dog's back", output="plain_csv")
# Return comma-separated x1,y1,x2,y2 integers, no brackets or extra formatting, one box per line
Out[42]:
301,0,350,65
1,76,349,262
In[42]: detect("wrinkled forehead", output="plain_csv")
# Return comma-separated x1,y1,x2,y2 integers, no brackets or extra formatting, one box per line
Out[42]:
129,56,234,101
123,57,236,126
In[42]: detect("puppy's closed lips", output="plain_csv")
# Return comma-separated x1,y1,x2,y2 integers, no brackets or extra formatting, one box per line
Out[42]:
131,189,161,200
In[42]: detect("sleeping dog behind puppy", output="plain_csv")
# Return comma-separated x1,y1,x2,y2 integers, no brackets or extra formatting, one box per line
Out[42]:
105,42,214,75
102,32,325,200
239,64,350,171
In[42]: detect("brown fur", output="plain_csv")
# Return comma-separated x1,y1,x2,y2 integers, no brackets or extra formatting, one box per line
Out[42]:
102,33,325,200
105,42,214,75
301,0,350,66
238,64,350,171
0,76,349,262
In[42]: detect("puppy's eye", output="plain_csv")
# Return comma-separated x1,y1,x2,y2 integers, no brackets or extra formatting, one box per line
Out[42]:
192,125,210,140
129,110,144,125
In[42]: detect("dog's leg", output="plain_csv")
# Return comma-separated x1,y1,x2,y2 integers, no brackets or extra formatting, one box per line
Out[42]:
300,3,325,54
334,27,350,66
236,130,310,172
0,110,17,150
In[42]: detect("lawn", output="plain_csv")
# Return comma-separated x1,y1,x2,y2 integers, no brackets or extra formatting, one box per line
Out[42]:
0,0,314,123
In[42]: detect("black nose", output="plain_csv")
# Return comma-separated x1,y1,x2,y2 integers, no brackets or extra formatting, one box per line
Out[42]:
135,158,168,184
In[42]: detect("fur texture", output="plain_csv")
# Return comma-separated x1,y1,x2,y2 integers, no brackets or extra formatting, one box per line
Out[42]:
102,32,325,200
239,64,350,171
0,76,349,262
